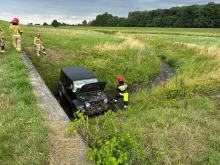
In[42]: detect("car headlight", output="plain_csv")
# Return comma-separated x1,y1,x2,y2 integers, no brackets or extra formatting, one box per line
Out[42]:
85,102,91,108
104,98,108,104
72,89,77,93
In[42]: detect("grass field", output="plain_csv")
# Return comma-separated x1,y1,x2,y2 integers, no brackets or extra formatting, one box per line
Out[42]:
21,25,220,164
6,24,220,164
61,26,220,37
0,21,49,164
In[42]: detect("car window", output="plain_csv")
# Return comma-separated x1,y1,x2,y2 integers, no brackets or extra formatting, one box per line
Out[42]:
74,78,98,90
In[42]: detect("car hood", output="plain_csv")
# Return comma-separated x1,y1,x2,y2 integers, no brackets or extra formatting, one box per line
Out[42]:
77,91,107,102
77,82,106,94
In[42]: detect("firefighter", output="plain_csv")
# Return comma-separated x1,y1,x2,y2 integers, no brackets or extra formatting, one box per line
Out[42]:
9,18,23,52
0,27,6,53
116,75,129,108
34,32,46,57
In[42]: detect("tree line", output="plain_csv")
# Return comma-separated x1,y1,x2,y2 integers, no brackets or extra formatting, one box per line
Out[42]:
90,2,220,28
41,20,88,27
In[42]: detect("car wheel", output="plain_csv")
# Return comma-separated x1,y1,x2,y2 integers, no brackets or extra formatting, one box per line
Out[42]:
112,104,119,112
72,111,78,119
108,98,119,112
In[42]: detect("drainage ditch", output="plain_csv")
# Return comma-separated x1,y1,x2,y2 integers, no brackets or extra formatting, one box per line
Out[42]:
147,58,175,89
55,57,175,119
21,51,174,164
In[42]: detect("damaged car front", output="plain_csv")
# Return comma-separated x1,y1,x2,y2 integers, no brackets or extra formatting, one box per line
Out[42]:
58,67,109,118
72,82,109,116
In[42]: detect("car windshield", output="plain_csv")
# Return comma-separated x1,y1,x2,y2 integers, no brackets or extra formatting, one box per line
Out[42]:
74,78,98,90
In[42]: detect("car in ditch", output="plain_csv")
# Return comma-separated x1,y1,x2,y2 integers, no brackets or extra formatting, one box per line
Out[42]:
58,67,109,118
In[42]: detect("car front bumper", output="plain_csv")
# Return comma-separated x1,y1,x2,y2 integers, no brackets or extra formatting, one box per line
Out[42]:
84,103,108,116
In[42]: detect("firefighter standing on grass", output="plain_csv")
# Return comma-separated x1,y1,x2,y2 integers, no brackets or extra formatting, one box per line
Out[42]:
116,76,129,108
34,32,46,57
9,18,23,52
0,27,6,53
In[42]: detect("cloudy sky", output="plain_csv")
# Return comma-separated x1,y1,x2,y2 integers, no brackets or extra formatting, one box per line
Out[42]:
0,0,219,24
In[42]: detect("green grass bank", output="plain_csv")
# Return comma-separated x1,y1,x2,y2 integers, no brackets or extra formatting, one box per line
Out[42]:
0,21,49,164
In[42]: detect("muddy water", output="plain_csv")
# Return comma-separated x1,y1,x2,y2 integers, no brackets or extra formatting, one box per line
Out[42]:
147,59,175,89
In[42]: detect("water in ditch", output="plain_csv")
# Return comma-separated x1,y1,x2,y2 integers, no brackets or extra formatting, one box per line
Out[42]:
107,58,175,97
147,58,175,89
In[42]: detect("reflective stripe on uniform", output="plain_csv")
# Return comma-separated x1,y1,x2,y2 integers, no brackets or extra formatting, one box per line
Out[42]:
118,85,125,91
119,92,129,102
118,84,128,92
123,92,129,102
119,92,124,96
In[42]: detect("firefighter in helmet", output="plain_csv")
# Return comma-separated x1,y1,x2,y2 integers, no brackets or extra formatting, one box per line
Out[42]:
9,18,23,52
34,32,46,57
0,27,6,53
116,75,129,108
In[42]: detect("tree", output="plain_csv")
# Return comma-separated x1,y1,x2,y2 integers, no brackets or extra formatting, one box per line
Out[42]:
61,22,68,26
82,20,88,26
91,12,114,26
43,22,48,26
90,3,220,28
87,21,92,26
51,20,60,27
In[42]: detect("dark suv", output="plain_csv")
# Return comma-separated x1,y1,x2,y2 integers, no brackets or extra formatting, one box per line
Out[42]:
58,67,109,117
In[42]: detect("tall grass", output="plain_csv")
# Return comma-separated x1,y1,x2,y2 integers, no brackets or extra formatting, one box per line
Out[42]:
22,27,160,92
83,38,220,164
60,26,220,37
136,34,220,48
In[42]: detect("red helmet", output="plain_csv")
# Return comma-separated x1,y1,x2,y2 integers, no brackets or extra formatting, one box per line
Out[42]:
117,75,124,82
12,18,19,24
35,32,40,37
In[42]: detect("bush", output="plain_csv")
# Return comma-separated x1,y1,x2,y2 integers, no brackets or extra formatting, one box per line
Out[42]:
88,134,138,165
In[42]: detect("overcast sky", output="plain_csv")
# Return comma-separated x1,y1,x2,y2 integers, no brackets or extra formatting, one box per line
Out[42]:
0,0,219,24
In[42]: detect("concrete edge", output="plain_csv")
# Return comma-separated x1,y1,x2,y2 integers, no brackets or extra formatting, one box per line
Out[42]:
20,52,69,121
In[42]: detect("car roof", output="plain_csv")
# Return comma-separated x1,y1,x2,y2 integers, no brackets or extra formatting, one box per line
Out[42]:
61,67,97,81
